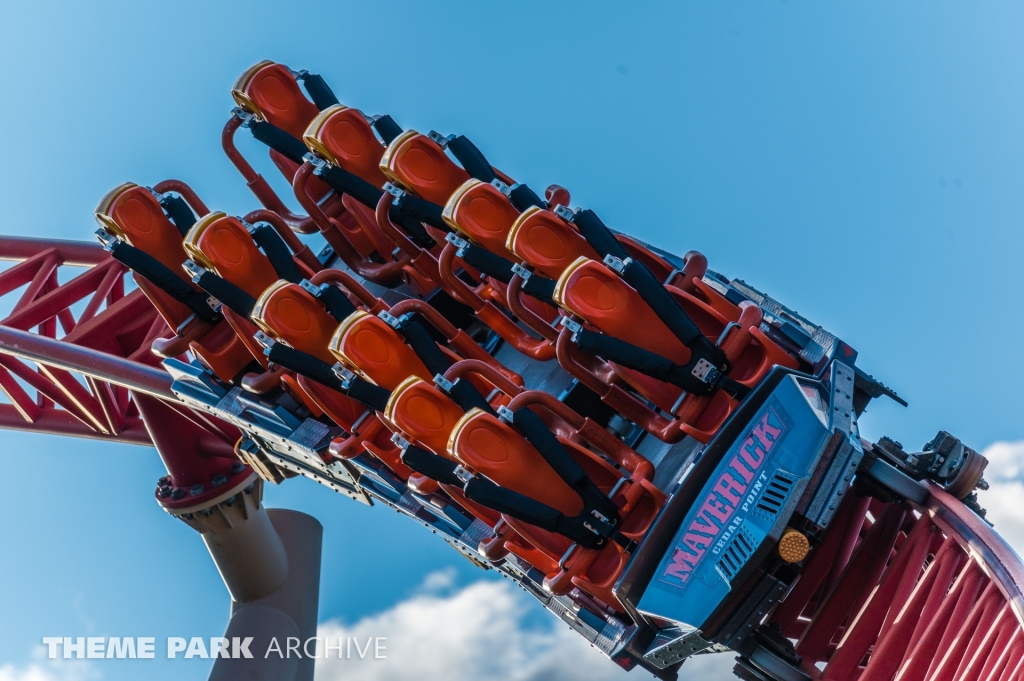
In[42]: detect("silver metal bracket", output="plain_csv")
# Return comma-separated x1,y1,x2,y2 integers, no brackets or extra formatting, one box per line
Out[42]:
643,628,716,669
302,153,330,176
205,296,221,312
511,263,532,281
559,317,583,341
390,432,410,451
496,405,514,424
553,205,575,222
490,179,511,196
299,279,323,298
254,331,276,350
433,373,455,393
453,465,474,485
602,254,632,273
377,310,402,329
383,182,406,199
427,130,451,148
94,228,120,252
444,232,470,256
332,363,356,388
691,358,715,382
231,106,258,128
182,259,206,283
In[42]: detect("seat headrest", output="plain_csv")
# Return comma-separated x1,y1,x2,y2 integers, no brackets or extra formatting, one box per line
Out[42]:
328,311,430,390
303,105,388,186
507,207,598,280
379,130,470,205
251,280,337,362
183,213,277,299
231,61,319,139
95,183,186,273
442,179,520,259
384,376,465,455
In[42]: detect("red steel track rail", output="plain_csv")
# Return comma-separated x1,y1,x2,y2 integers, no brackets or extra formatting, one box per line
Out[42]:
0,236,174,445
772,485,1024,681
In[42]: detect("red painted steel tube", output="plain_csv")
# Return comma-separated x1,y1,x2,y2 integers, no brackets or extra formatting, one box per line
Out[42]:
221,117,317,233
0,326,174,399
310,269,383,312
243,208,322,272
152,179,210,217
387,298,521,382
507,273,559,342
293,164,405,285
0,237,109,267
442,359,523,399
374,192,440,285
0,405,152,445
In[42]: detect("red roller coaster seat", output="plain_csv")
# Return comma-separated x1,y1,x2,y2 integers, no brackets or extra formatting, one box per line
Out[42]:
300,104,397,261
182,211,317,371
553,256,798,441
383,377,555,568
379,130,471,206
94,184,252,382
448,407,663,608
232,61,321,183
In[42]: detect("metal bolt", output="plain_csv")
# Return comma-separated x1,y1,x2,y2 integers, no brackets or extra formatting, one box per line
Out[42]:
211,474,227,488
229,462,245,475
157,487,171,499
189,484,205,497
171,488,185,500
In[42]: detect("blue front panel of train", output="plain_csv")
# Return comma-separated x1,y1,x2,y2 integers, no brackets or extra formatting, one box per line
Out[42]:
636,375,831,629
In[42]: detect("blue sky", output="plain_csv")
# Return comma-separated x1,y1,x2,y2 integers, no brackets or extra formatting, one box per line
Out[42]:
1,2,1024,680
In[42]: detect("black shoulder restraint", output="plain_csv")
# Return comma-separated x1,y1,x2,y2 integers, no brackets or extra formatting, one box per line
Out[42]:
316,164,384,209
248,120,309,165
390,192,449,232
443,134,547,213
567,208,731,377
455,241,556,305
388,313,492,414
247,223,302,284
191,271,256,319
371,115,403,146
298,280,358,324
293,71,339,111
264,342,391,412
574,327,749,399
108,241,219,323
159,194,197,237
398,405,623,550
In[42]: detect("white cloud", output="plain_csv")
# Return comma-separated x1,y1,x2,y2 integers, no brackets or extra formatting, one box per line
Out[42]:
314,571,736,681
0,658,97,681
978,441,1024,553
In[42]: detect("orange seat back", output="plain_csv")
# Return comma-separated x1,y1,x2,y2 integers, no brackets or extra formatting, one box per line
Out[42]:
442,180,520,259
183,213,278,299
251,281,338,364
384,377,466,456
379,131,470,205
303,105,389,187
507,207,599,280
449,409,582,517
95,183,189,276
329,311,430,390
232,61,319,139
554,257,689,365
